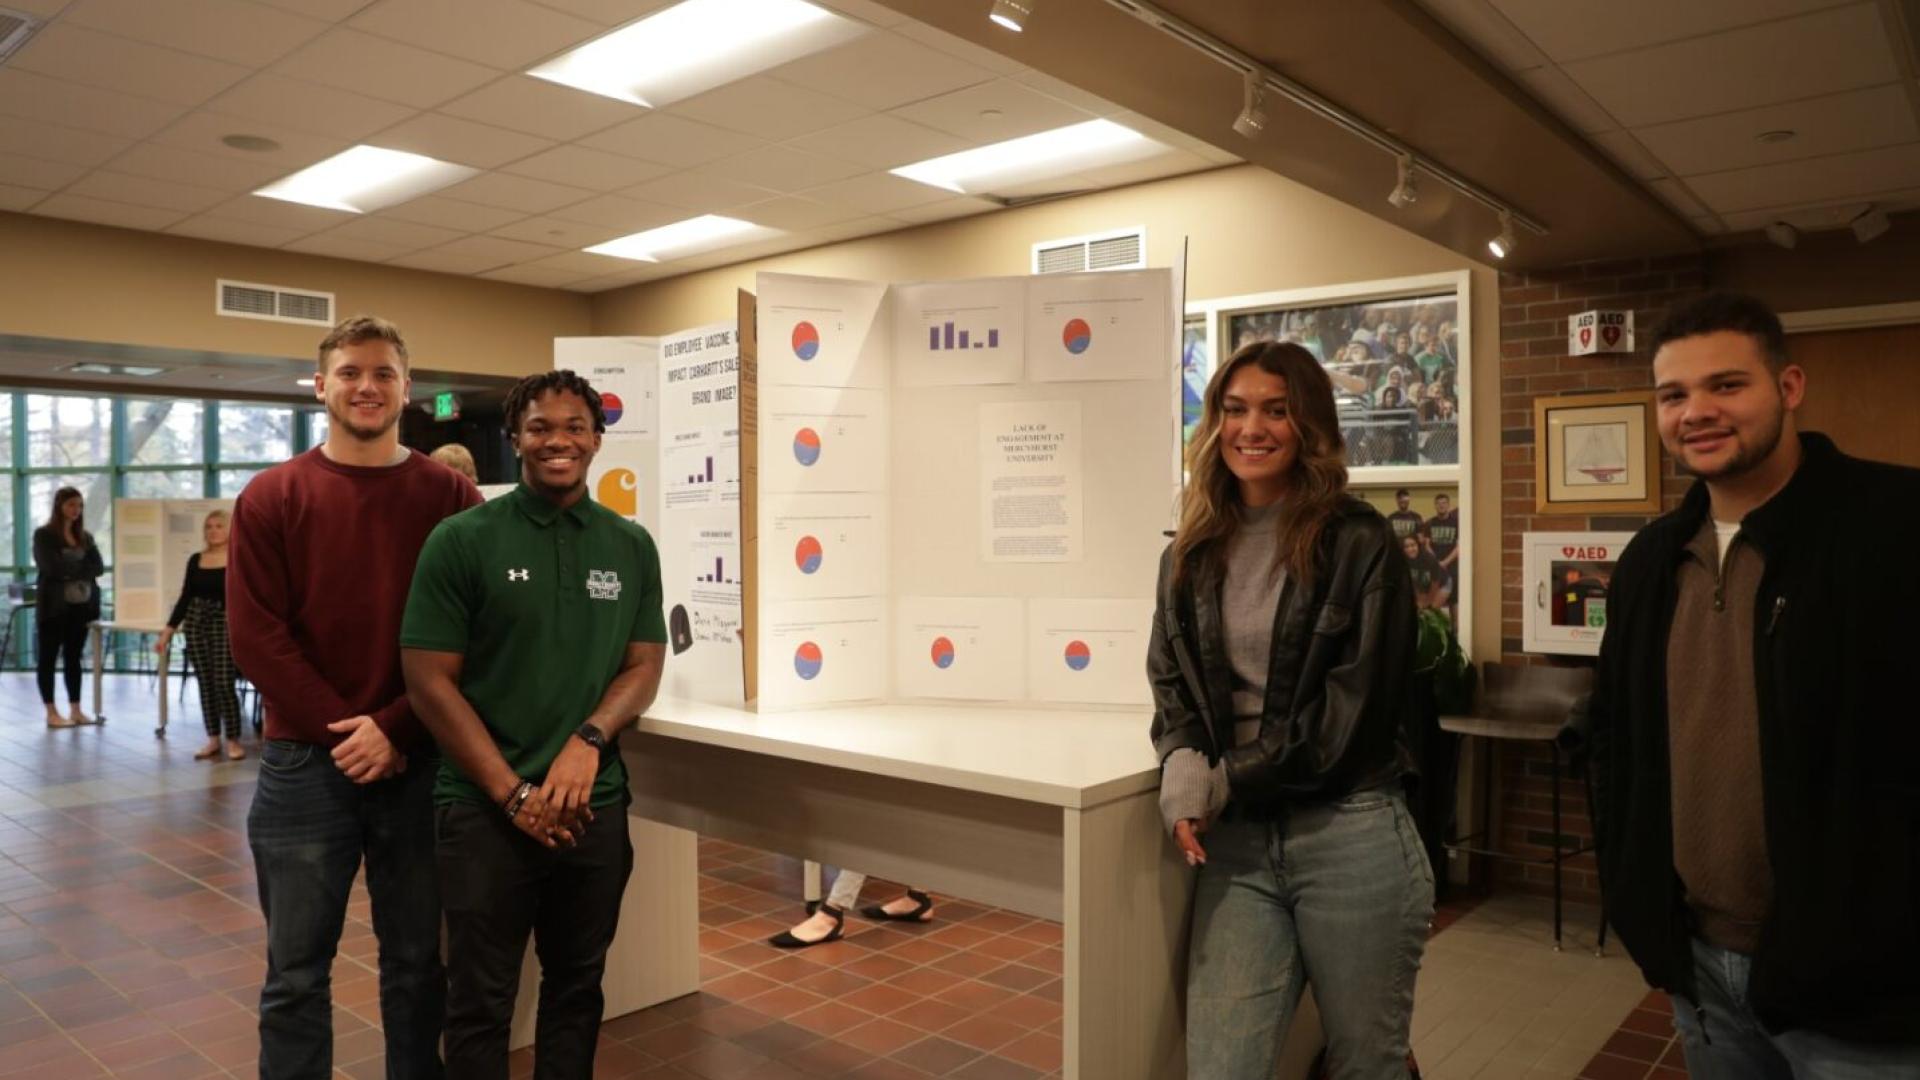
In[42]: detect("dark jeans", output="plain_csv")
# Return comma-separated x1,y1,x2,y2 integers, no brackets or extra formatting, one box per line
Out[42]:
247,740,445,1080
35,613,88,704
436,799,634,1080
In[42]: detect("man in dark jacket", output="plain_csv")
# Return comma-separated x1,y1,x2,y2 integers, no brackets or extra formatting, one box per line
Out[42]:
1590,292,1920,1077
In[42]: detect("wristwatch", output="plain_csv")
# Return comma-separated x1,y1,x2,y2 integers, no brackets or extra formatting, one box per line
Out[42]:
573,723,611,755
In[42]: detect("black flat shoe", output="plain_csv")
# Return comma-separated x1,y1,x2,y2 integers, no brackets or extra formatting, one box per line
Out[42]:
769,903,844,948
860,889,934,923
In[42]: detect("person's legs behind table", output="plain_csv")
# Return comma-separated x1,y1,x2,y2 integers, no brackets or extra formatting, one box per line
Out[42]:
362,757,447,1079
58,613,89,719
530,803,633,1080
1185,813,1309,1080
247,739,369,1079
1285,787,1434,1080
437,799,541,1080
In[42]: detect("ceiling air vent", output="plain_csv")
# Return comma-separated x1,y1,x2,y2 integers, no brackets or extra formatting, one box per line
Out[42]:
0,8,41,65
217,279,335,327
1031,226,1147,274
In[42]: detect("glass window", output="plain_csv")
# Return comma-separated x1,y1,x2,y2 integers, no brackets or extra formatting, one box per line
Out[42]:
27,394,112,469
124,469,205,499
127,399,204,465
305,410,327,447
218,404,291,464
218,469,265,498
0,474,11,574
27,472,112,571
0,399,11,469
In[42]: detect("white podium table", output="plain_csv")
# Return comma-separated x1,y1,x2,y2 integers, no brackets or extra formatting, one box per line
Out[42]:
88,621,170,732
620,698,1191,1080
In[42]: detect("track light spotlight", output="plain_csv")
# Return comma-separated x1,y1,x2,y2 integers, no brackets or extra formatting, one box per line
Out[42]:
1487,211,1516,259
1763,221,1799,250
988,0,1032,31
1232,72,1267,139
1387,155,1417,209
1850,205,1890,244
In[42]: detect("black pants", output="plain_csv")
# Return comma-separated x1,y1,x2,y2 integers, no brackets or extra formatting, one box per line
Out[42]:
436,799,633,1080
35,613,89,705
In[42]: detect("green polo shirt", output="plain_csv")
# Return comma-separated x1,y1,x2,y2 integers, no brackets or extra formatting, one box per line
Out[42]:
400,484,666,809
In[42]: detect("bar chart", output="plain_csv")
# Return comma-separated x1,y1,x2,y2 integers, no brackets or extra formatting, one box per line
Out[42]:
926,322,1001,351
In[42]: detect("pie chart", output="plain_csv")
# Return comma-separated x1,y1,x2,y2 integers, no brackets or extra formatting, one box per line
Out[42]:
795,535,823,575
930,636,955,669
793,427,821,466
1064,639,1091,671
794,641,823,680
1062,318,1092,355
792,321,820,362
601,392,624,425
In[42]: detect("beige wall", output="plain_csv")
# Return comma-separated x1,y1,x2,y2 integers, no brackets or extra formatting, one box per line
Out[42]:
0,212,591,377
591,164,1506,661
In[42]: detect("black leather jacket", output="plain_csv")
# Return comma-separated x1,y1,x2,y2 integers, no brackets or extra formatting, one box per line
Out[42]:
1149,497,1420,809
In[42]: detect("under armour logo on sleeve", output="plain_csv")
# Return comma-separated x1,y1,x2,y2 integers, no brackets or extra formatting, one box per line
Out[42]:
507,568,530,581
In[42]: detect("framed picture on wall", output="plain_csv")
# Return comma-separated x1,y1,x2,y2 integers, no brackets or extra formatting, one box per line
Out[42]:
1533,390,1662,514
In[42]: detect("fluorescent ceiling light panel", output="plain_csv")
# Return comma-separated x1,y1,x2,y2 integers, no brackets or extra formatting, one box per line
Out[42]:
253,146,479,214
585,215,777,262
529,0,865,108
890,119,1159,195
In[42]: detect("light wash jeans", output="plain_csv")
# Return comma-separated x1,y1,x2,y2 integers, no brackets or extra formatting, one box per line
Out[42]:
1186,787,1433,1080
1673,937,1920,1080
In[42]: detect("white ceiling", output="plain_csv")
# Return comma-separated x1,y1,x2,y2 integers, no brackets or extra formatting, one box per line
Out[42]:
1417,0,1920,236
0,0,1236,291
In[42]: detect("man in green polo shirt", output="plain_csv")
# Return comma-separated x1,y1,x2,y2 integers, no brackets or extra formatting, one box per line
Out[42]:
400,369,665,1080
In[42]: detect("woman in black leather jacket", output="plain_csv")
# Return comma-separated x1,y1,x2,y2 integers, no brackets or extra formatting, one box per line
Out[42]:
1149,341,1431,1079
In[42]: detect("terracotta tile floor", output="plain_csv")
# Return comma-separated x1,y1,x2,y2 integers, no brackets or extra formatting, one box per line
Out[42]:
1577,992,1687,1080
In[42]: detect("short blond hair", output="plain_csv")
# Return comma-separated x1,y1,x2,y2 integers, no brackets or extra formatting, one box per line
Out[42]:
430,443,478,483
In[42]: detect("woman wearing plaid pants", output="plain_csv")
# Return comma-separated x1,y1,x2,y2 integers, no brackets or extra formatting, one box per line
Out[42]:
156,510,244,760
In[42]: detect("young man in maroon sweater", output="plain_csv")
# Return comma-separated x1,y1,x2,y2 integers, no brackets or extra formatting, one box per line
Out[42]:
229,315,480,1079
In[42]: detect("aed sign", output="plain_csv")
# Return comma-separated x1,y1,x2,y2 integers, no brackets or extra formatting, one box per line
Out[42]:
1568,310,1633,356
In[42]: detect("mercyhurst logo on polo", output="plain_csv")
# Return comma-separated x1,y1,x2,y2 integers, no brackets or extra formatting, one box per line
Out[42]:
587,570,621,601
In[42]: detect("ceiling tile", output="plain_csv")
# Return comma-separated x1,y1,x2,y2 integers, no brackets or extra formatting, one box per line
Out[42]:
885,194,1000,224
64,171,230,213
0,184,50,212
207,193,355,230
812,0,909,25
1718,190,1920,232
785,113,968,170
486,215,626,247
544,192,682,230
501,145,671,190
1103,109,1240,162
107,143,286,190
888,20,1023,76
439,76,639,140
793,213,900,246
271,28,499,109
439,171,597,213
348,0,601,69
285,232,412,261
165,214,312,247
577,113,759,166
148,111,351,175
1686,142,1920,213
0,116,132,168
389,247,518,274
1009,70,1120,116
1687,214,1729,236
10,22,251,107
620,171,779,212
517,0,677,23
420,233,563,264
889,79,1095,142
60,0,331,65
769,32,992,111
0,152,87,190
1588,130,1669,180
31,193,189,231
701,144,866,193
0,69,187,140
1645,177,1713,218
565,264,675,291
251,0,372,17
524,249,643,275
1633,84,1920,178
1512,66,1621,134
372,112,555,169
800,171,952,214
669,76,869,140
202,74,418,142
730,195,861,231
1562,4,1900,128
1413,0,1550,71
479,264,595,287
1488,0,1844,64
1073,149,1212,190
377,194,528,231
314,216,469,250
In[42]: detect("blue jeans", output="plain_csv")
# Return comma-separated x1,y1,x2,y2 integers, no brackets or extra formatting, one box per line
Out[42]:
1186,788,1434,1080
248,739,445,1080
1673,937,1920,1080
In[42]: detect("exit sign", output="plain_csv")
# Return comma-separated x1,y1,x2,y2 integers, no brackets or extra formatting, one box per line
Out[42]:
433,391,460,421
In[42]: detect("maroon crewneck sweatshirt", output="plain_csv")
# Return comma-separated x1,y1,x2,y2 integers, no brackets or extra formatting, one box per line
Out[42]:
228,447,481,752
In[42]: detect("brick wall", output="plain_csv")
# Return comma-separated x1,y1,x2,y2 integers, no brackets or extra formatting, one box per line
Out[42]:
1489,253,1704,902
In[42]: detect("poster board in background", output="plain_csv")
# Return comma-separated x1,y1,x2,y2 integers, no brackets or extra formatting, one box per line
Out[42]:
112,498,235,629
738,290,759,704
555,337,661,539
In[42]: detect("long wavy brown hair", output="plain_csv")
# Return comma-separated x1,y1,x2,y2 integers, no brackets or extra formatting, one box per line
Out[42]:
1173,341,1349,588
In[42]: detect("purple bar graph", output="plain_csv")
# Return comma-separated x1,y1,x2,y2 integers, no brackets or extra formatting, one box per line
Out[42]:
989,329,998,347
943,322,954,350
929,326,939,349
958,329,969,348
928,323,1004,351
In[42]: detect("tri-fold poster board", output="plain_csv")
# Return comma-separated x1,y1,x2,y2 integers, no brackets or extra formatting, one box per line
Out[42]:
111,498,236,629
558,265,1180,713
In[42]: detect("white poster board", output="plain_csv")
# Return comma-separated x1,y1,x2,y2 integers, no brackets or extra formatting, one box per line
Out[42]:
113,498,235,629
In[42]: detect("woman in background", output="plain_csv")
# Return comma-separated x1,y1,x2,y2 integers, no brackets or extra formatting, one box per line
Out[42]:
430,443,479,484
155,510,243,760
33,487,102,728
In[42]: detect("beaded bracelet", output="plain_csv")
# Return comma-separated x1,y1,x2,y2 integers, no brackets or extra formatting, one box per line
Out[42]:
502,780,534,819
